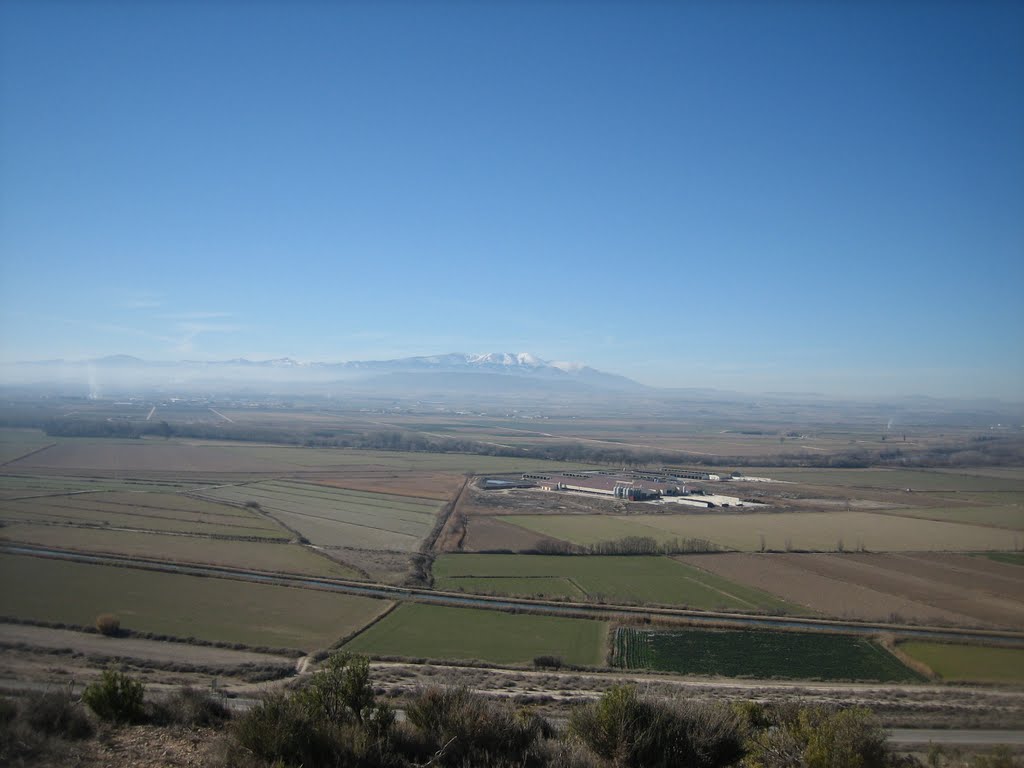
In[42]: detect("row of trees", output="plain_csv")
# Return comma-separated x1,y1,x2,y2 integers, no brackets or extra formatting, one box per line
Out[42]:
27,416,1024,469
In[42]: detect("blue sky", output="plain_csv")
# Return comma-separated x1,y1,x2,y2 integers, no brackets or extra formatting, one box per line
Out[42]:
1,1,1022,398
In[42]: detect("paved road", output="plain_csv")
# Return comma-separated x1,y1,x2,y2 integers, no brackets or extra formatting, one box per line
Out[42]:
4,543,1024,646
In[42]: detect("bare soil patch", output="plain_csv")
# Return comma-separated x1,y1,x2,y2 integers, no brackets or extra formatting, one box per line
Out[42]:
677,553,1024,629
316,471,465,500
460,516,556,552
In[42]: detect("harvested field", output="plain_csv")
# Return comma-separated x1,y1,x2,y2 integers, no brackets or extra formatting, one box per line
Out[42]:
739,467,1024,493
0,475,190,495
343,602,607,666
0,429,54,464
433,554,798,612
198,481,440,551
503,511,1015,552
613,626,922,682
460,515,555,552
6,440,294,474
316,471,465,501
898,641,1024,684
0,523,357,578
677,552,1024,629
0,623,296,669
0,553,389,650
879,506,1024,530
0,493,290,539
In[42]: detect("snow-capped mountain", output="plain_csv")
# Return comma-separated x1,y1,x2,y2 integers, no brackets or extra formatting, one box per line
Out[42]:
4,351,647,395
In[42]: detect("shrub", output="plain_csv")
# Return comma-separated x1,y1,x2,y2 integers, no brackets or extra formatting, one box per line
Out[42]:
745,706,891,768
95,614,120,636
533,655,563,669
232,691,339,767
21,689,93,739
406,685,548,766
82,669,145,724
299,652,375,725
149,686,230,727
568,685,744,768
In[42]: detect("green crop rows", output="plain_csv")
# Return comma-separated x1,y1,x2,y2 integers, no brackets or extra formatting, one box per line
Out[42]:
612,627,923,682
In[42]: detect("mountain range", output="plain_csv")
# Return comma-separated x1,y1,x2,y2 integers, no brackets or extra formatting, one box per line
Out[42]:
2,352,646,395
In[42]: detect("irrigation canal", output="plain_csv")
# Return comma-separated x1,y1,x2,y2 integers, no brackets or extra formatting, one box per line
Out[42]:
5,543,1024,647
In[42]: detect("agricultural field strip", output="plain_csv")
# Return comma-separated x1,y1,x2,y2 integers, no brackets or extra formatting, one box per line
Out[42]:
433,554,796,612
871,506,1024,531
0,494,289,538
264,479,445,506
199,483,437,533
0,504,290,540
0,496,282,531
0,475,191,494
255,484,440,522
613,626,922,682
7,542,1024,647
0,553,388,650
501,511,1015,552
898,641,1024,684
199,488,432,538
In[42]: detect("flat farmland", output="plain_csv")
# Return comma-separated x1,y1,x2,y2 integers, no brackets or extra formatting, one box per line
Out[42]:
741,467,1024,493
0,429,54,464
343,602,607,666
0,523,357,578
6,440,295,474
316,471,464,501
880,505,1024,531
0,553,388,650
502,511,1014,552
198,481,440,551
613,626,922,682
433,554,798,612
0,475,191,495
678,552,1024,628
0,492,290,539
898,641,1024,684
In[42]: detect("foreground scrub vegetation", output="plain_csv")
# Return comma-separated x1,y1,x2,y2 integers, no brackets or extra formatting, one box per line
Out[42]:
6,655,1021,768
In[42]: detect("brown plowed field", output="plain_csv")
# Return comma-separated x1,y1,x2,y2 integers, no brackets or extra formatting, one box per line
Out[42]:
460,516,554,552
677,552,1024,629
316,471,465,500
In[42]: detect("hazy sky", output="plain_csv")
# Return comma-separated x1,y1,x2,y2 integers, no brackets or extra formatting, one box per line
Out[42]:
1,1,1022,398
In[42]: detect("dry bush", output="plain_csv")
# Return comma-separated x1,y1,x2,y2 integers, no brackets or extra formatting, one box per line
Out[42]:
94,614,120,636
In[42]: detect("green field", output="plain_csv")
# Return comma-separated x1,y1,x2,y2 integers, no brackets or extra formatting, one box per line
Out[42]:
503,511,1015,552
433,554,799,612
981,552,1024,566
0,553,388,649
200,481,441,551
0,475,192,495
0,523,357,578
613,627,922,682
343,602,607,666
898,641,1024,683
